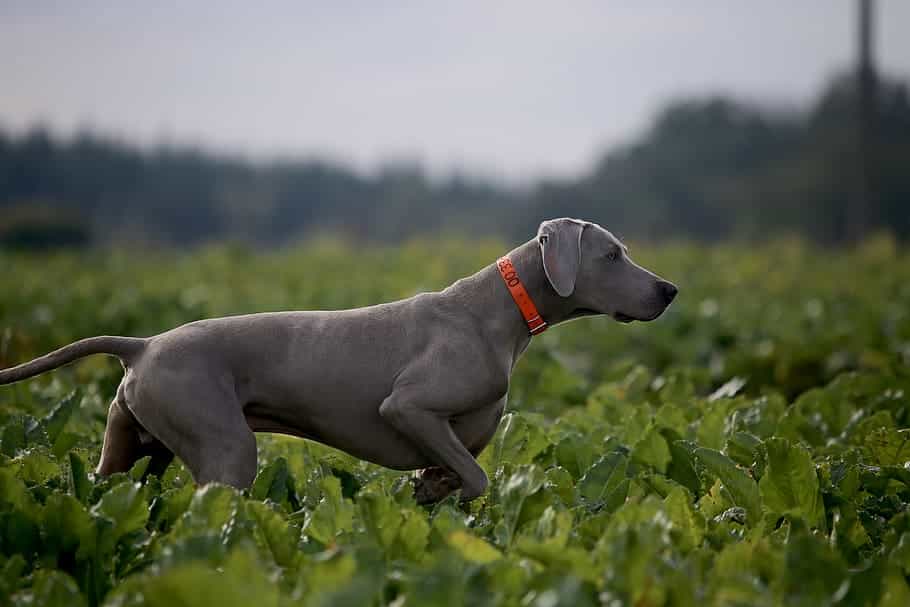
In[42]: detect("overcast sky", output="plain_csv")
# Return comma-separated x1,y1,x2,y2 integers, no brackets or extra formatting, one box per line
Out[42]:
2,1,909,182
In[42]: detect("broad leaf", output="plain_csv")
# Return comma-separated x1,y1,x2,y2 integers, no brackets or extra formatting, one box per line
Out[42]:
695,447,761,525
758,438,825,529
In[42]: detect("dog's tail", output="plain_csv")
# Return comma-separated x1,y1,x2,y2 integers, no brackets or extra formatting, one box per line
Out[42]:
0,336,147,385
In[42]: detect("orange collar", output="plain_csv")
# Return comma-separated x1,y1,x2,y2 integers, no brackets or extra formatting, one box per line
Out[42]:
496,256,548,335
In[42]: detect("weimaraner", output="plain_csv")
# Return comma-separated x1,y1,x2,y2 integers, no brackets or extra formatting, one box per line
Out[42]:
0,218,677,502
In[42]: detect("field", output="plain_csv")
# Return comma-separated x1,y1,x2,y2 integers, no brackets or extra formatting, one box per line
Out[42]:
1,236,909,606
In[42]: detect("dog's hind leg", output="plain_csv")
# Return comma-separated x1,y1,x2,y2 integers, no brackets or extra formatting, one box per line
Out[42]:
96,399,173,478
138,435,175,479
178,423,257,489
128,379,258,490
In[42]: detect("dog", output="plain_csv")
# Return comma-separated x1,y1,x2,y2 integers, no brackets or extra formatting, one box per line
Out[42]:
0,218,677,502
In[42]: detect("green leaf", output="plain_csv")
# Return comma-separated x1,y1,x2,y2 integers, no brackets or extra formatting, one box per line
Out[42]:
0,467,37,512
631,425,671,473
786,388,856,446
23,414,50,447
248,500,299,568
846,410,895,445
127,456,150,481
0,418,27,457
889,532,910,576
17,570,87,607
711,539,782,604
397,509,430,561
694,447,761,525
654,402,689,434
156,483,195,530
779,524,847,606
429,504,468,546
664,437,701,495
40,391,79,445
91,481,148,548
578,452,628,504
698,479,734,520
618,406,652,446
52,431,80,460
357,487,402,549
13,448,61,485
831,504,871,565
726,431,763,468
545,465,576,505
529,507,573,548
446,530,502,564
758,438,825,529
878,570,910,607
41,493,95,560
866,428,910,466
696,399,734,450
553,433,596,479
514,537,600,583
176,484,240,534
494,464,547,546
68,452,92,504
729,394,786,439
598,499,676,606
839,557,886,607
107,545,280,607
0,510,40,561
302,476,354,545
656,371,695,405
492,413,552,468
295,549,358,600
663,486,705,552
0,554,26,599
251,457,297,510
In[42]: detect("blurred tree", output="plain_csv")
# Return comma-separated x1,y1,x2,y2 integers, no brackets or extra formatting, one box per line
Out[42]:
526,74,909,245
0,202,91,250
0,72,908,248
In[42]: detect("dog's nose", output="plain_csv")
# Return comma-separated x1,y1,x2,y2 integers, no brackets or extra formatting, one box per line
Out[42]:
658,281,678,305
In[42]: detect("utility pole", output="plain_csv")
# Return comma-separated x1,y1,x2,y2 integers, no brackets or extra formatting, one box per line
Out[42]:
850,0,877,243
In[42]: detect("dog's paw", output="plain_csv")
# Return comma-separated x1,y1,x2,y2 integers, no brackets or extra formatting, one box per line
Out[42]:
411,467,462,505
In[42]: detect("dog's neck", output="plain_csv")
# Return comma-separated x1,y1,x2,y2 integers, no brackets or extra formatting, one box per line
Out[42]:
442,238,579,368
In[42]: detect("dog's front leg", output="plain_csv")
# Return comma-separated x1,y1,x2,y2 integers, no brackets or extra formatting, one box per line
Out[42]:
379,392,488,502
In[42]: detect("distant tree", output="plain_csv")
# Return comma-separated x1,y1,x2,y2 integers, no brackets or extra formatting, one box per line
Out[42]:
0,202,91,250
0,72,908,248
526,74,909,245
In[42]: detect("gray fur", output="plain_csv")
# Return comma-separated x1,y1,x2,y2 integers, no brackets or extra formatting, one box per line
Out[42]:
0,219,677,502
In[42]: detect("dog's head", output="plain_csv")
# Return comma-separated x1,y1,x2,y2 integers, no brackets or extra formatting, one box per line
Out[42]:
537,218,677,323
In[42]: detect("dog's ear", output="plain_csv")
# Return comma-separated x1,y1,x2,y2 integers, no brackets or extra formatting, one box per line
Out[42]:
537,218,585,297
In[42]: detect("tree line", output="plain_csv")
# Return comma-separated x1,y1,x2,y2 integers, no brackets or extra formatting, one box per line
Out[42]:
1,73,908,249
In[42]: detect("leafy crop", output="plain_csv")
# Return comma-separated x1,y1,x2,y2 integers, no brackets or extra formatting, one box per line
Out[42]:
1,236,909,606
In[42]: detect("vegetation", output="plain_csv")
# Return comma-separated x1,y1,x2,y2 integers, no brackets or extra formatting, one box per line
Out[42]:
2,73,909,248
0,238,909,606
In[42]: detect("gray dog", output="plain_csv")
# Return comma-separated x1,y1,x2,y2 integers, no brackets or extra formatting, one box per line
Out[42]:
0,218,677,502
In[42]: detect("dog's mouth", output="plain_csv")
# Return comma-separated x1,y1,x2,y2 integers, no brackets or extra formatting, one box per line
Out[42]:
569,308,637,323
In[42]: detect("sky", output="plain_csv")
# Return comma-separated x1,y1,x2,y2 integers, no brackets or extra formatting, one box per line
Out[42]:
2,1,909,183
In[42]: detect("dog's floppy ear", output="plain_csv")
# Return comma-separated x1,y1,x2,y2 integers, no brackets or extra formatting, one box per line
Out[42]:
537,218,585,297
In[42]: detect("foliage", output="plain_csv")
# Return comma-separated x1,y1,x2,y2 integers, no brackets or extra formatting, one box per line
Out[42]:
0,238,909,605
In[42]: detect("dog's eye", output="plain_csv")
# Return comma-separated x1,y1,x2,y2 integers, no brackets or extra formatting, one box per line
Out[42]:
606,249,619,262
